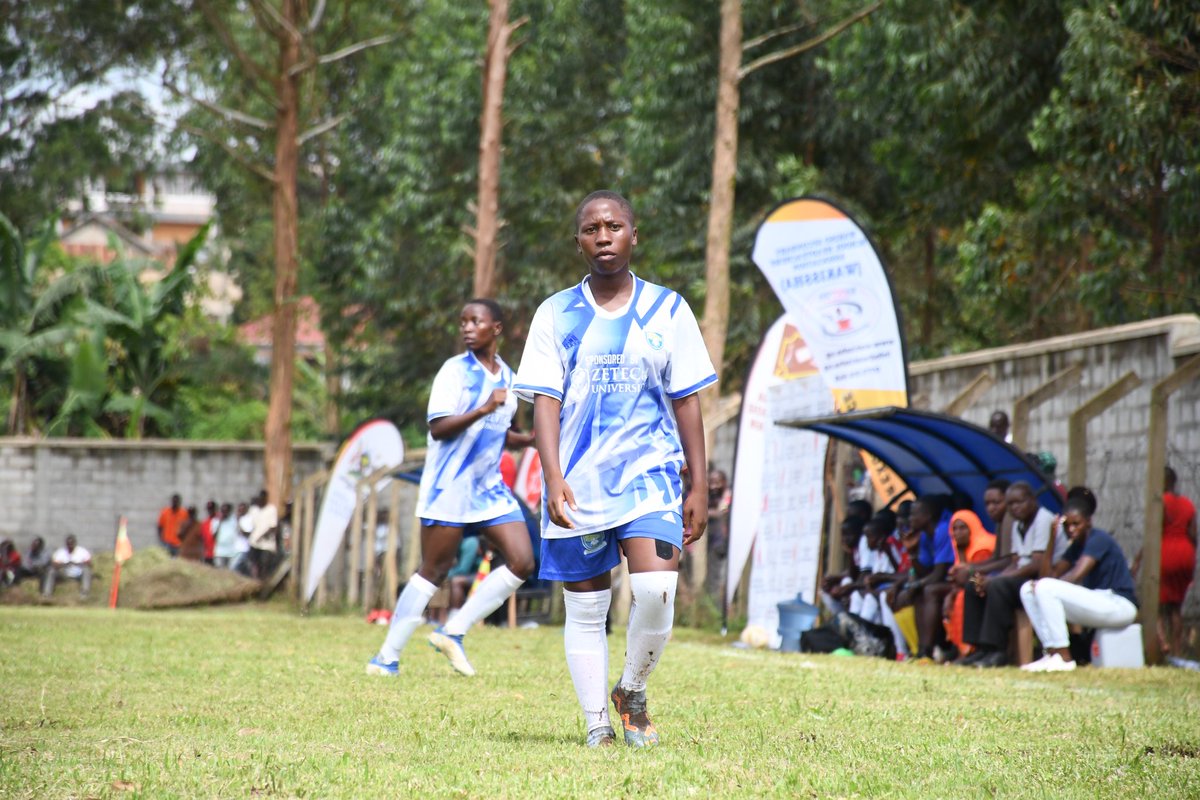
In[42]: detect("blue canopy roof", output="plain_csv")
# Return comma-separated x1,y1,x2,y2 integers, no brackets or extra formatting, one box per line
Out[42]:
778,407,1062,527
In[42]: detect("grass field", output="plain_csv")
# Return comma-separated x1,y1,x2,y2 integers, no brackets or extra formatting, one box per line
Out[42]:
2,605,1199,799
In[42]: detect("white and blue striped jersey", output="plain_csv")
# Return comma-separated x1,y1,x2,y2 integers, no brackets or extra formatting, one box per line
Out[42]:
514,274,717,539
416,351,520,524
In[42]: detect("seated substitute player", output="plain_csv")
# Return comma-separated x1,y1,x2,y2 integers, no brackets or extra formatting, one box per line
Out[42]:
515,190,715,748
367,298,536,678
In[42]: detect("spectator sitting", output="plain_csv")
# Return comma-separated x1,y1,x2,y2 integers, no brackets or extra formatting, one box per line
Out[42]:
157,493,188,557
943,510,996,659
886,495,956,660
1,539,21,587
17,536,50,585
820,517,868,615
857,513,908,624
178,507,206,562
42,535,92,598
958,480,1067,668
1019,491,1138,672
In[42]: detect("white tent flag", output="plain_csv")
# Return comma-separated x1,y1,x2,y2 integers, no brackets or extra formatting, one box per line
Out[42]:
303,420,405,602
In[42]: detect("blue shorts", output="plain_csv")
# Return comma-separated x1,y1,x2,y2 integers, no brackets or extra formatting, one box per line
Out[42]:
421,508,525,529
539,512,683,582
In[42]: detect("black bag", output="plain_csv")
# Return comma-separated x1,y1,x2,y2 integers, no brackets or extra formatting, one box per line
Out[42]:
833,611,897,660
800,624,849,654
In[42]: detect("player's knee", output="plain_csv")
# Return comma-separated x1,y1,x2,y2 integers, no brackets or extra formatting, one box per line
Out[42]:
506,554,535,580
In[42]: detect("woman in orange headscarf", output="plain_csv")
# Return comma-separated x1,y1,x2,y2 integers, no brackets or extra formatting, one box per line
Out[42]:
944,509,996,657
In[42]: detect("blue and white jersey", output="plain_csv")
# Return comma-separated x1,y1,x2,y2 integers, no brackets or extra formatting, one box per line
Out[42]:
514,274,717,539
417,351,520,524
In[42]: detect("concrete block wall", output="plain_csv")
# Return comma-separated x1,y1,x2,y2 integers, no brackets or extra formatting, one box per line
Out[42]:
0,439,330,556
908,315,1200,557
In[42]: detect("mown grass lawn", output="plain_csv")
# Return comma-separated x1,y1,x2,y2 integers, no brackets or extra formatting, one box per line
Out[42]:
1,605,1198,799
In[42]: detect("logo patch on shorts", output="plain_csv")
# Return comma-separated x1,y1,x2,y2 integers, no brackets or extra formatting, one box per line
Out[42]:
581,533,606,556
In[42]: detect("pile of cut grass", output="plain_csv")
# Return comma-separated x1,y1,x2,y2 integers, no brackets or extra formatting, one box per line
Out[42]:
0,548,258,609
2,605,1199,798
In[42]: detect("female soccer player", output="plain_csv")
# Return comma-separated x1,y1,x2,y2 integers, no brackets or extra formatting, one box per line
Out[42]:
514,190,715,748
367,299,535,678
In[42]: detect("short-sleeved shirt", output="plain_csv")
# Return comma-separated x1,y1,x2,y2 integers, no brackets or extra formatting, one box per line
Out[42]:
918,513,956,568
514,274,717,538
417,351,520,524
1061,528,1138,606
158,506,188,547
1012,506,1068,567
51,545,91,578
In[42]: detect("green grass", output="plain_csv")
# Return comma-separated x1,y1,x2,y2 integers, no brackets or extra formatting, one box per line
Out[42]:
2,606,1198,799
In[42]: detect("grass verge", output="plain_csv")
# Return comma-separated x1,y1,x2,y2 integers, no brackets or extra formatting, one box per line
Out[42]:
1,605,1198,799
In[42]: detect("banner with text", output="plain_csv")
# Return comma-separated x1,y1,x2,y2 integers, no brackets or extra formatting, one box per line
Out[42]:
727,314,825,612
751,197,910,503
304,420,405,603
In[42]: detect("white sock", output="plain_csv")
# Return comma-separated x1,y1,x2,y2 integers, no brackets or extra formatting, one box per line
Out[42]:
563,589,612,734
442,566,524,636
378,574,437,663
619,571,677,693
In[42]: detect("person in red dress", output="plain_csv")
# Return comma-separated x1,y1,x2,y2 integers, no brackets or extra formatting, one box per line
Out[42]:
1135,466,1197,655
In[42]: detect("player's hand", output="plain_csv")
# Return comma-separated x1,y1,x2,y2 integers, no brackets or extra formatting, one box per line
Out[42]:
681,490,708,546
545,477,577,529
484,388,507,413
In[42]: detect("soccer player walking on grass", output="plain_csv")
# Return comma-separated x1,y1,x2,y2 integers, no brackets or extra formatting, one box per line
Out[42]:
515,190,715,748
367,299,536,678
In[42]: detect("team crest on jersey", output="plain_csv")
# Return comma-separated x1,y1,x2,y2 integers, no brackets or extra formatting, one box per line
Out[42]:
644,330,664,350
581,533,606,555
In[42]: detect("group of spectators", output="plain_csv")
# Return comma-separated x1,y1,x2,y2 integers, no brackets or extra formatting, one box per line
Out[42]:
156,491,283,579
821,462,1195,670
1,534,94,598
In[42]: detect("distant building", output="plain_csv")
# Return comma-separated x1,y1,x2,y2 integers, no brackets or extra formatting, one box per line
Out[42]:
59,170,241,323
238,296,327,366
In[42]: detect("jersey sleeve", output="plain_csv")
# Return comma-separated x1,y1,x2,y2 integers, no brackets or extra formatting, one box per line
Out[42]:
665,297,717,399
426,359,462,422
514,301,564,402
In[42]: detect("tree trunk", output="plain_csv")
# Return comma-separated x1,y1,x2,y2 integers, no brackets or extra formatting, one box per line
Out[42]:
264,0,303,509
694,0,743,598
473,0,515,298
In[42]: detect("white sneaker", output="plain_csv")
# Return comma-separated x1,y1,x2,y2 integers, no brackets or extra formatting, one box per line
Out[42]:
1023,653,1076,672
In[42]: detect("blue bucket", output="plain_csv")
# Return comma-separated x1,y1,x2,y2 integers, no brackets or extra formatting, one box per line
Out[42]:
777,597,819,652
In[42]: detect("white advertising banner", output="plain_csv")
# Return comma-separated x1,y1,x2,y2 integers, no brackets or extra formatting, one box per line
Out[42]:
726,314,823,609
304,420,405,602
751,197,910,504
746,377,831,648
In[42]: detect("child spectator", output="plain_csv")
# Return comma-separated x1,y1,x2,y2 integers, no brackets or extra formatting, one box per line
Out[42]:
201,500,218,564
178,507,206,562
213,503,239,568
887,495,955,660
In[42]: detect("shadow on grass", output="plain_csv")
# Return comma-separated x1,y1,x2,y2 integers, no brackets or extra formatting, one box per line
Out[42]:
496,730,581,746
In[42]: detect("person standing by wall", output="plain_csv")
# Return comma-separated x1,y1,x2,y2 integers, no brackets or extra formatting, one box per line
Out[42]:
1134,466,1197,656
157,493,187,557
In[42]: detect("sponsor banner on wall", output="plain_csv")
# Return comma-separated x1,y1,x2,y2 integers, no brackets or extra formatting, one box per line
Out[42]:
751,197,910,503
726,314,822,610
303,420,405,602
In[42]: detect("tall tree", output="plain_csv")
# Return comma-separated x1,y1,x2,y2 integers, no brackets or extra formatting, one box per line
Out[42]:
471,0,527,298
168,1,395,506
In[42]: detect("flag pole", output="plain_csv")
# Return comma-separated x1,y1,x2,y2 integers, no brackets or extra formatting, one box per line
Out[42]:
109,516,132,609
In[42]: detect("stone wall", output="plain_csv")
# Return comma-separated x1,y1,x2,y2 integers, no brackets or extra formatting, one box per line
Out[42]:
0,439,330,555
908,314,1200,557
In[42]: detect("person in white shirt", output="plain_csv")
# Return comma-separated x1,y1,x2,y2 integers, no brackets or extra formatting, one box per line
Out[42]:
42,535,92,598
247,490,279,578
367,298,536,679
515,190,716,748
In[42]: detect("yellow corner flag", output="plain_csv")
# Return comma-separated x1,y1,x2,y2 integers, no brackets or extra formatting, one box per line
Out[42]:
109,517,133,609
